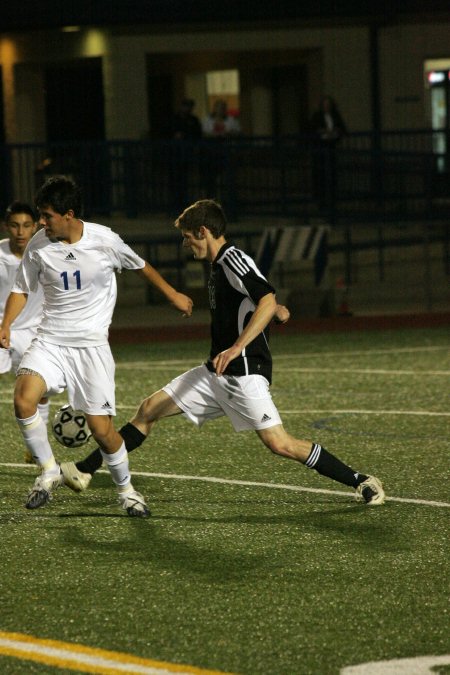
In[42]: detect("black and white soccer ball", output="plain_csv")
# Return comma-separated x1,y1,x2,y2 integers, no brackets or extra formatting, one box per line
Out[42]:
52,404,92,448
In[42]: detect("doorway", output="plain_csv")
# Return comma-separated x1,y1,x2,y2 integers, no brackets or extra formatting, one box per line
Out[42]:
250,64,309,136
147,73,175,138
271,65,309,135
44,58,105,142
424,58,450,172
0,66,8,208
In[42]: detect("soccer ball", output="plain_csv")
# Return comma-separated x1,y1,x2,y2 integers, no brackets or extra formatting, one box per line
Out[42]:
52,404,92,448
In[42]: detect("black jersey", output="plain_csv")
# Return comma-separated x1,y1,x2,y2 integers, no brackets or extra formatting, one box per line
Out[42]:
206,242,276,383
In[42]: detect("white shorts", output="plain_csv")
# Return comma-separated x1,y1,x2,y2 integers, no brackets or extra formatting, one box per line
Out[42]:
163,364,282,432
0,327,37,374
19,337,116,415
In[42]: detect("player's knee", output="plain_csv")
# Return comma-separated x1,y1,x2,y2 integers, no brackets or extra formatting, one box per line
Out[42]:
264,435,310,463
14,373,46,418
133,399,152,426
260,432,294,459
260,433,287,457
14,391,38,419
86,416,114,447
268,441,292,458
136,392,163,423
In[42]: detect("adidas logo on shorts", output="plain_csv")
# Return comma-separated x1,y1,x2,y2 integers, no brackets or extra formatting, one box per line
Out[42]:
101,401,112,409
261,413,272,422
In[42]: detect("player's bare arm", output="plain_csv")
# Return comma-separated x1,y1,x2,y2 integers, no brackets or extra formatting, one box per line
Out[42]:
212,292,277,376
135,262,193,316
0,291,28,348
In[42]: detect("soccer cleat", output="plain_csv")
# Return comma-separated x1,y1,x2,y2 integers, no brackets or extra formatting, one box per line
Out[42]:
60,461,92,492
355,475,385,506
25,469,64,510
118,489,150,518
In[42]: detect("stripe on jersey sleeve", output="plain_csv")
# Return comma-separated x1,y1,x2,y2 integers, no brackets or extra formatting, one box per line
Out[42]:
224,248,252,277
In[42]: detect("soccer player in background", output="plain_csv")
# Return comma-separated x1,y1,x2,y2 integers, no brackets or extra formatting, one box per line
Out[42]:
62,199,385,509
0,175,193,516
0,202,50,436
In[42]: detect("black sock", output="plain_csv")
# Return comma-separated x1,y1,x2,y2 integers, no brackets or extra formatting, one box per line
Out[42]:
75,423,147,475
305,443,367,488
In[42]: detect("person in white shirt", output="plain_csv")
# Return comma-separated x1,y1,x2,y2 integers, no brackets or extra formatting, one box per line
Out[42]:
202,99,241,138
0,175,193,516
0,202,50,432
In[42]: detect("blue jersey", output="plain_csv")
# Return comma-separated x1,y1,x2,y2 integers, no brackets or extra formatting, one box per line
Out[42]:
13,222,145,346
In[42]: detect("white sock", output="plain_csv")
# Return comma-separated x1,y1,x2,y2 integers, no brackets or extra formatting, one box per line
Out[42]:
17,411,58,473
37,401,50,425
100,442,131,489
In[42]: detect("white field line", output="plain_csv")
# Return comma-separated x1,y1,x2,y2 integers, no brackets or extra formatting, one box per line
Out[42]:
0,399,448,417
4,367,448,384
114,363,450,375
113,344,449,370
3,464,450,509
341,654,450,674
278,409,450,416
116,360,199,369
275,368,449,375
116,368,450,377
274,345,449,358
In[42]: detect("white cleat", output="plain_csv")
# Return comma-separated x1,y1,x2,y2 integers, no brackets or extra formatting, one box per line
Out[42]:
355,475,386,506
60,461,92,492
25,469,64,510
118,488,150,518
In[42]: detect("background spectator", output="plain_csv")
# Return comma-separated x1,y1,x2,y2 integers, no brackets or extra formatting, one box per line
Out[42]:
172,98,202,140
310,95,347,142
202,99,241,137
310,95,347,211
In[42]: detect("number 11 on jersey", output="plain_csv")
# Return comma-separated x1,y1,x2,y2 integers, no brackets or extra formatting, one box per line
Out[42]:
60,270,81,290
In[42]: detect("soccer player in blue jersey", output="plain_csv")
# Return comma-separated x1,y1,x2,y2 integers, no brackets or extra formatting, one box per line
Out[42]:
0,176,193,516
0,200,49,426
0,202,52,458
0,203,42,376
63,199,385,509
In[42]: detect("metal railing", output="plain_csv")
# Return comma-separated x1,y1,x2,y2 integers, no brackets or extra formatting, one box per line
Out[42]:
1,130,449,223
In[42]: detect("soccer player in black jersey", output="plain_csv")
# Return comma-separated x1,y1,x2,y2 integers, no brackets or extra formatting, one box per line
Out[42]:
62,199,385,508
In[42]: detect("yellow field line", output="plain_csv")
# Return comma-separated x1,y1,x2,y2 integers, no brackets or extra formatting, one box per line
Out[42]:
0,631,235,675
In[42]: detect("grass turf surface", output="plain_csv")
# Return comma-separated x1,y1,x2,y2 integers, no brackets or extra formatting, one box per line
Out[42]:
0,326,449,674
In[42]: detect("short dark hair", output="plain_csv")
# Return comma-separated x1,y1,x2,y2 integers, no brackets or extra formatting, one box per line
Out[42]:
35,175,83,217
175,199,227,238
4,200,36,223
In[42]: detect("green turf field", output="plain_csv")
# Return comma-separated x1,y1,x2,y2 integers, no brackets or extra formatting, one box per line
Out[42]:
0,326,449,674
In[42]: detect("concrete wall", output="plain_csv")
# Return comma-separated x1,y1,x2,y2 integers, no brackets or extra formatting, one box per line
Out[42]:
379,22,450,129
1,18,449,143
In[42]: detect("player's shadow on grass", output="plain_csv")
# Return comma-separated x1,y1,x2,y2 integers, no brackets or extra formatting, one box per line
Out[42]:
154,506,399,549
58,521,269,582
54,499,401,583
